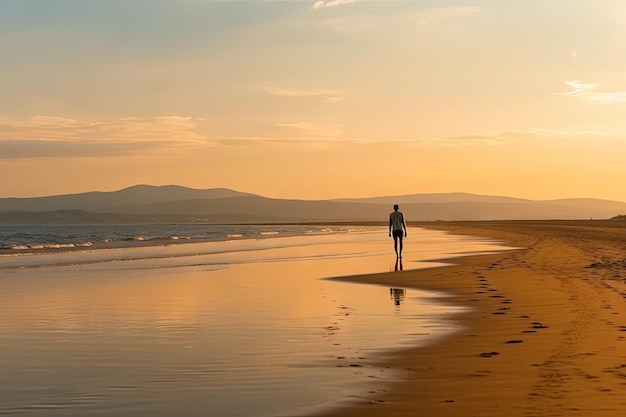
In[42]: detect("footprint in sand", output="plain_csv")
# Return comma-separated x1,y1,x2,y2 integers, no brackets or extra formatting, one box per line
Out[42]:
470,370,492,377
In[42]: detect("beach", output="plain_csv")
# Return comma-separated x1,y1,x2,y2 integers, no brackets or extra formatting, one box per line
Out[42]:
316,220,626,417
4,220,626,416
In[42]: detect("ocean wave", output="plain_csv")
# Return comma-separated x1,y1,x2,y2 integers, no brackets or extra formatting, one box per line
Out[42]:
1,242,93,250
43,243,78,249
305,228,334,234
124,235,191,242
0,224,365,257
2,244,30,250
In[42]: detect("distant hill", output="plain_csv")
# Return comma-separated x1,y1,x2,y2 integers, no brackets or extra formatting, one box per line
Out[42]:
1,185,626,224
0,209,288,225
0,185,255,212
332,192,534,205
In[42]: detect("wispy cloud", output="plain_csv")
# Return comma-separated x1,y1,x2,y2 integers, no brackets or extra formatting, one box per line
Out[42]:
14,116,615,156
153,124,626,152
306,4,482,33
556,80,626,104
0,116,211,159
276,122,346,138
0,115,355,157
260,86,344,103
414,126,626,147
312,0,357,10
415,6,483,27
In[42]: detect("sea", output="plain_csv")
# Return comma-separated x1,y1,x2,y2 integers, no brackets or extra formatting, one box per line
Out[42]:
0,224,350,253
0,224,507,417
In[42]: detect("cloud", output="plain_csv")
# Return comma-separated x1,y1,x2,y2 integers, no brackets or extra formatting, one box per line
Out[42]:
260,86,344,101
312,0,357,10
0,116,212,159
306,4,482,33
415,6,483,27
404,132,516,147
156,124,626,152
276,122,346,138
13,116,613,155
0,115,352,156
556,80,626,104
414,126,626,147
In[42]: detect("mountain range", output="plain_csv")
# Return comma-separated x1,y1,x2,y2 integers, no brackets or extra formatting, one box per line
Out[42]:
1,185,625,225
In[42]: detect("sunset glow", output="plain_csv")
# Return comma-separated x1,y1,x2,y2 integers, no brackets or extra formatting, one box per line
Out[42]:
1,0,625,201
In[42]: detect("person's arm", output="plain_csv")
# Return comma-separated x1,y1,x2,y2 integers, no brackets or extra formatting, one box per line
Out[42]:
402,214,407,237
389,215,392,237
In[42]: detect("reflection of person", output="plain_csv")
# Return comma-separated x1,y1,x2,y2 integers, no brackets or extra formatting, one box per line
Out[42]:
389,204,407,258
390,288,406,306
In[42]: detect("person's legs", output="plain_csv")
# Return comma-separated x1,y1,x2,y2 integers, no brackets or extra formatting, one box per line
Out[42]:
392,230,403,258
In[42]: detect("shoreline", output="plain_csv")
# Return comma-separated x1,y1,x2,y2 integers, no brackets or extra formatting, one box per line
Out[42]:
0,224,370,255
313,220,626,417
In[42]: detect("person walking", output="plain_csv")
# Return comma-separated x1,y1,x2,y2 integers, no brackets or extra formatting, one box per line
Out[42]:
389,204,407,258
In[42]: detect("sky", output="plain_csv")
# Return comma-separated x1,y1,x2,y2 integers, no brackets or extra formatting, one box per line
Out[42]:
1,0,626,201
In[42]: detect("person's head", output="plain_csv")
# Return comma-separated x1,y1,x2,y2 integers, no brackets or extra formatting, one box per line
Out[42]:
393,204,399,211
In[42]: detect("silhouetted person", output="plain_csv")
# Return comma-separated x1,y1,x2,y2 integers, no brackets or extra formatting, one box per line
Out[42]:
389,204,407,258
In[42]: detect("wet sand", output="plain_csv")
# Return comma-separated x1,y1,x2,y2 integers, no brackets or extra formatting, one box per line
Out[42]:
316,220,626,417
0,227,504,417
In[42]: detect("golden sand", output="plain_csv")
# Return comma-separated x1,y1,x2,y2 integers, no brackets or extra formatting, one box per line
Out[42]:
316,220,626,417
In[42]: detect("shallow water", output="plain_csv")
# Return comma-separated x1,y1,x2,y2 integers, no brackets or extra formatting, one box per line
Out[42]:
0,227,507,416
